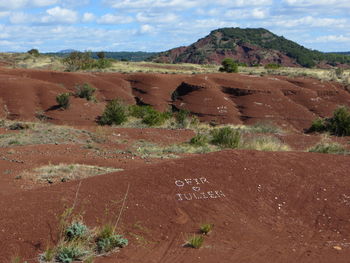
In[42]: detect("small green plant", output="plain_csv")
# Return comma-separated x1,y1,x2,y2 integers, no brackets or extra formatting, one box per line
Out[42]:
99,100,128,125
96,223,128,253
200,223,214,235
190,133,208,147
264,63,281,69
186,234,204,249
250,122,281,134
65,221,89,240
56,242,90,263
219,58,238,73
75,84,96,101
56,93,70,109
309,141,348,154
211,127,241,148
129,105,153,118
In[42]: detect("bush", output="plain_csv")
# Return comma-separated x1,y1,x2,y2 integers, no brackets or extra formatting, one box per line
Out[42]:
97,51,105,59
27,48,39,56
211,127,241,148
309,118,327,133
219,58,238,73
56,93,70,109
62,51,94,71
75,83,96,101
142,108,169,126
309,106,350,136
309,142,347,154
129,105,154,118
190,134,208,147
99,100,128,125
94,58,112,69
242,136,290,151
250,122,281,134
328,106,350,136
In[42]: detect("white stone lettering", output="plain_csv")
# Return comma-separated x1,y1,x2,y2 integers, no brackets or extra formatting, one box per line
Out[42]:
175,180,185,187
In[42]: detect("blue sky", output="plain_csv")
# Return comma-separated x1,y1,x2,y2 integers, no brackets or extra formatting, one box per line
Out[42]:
0,0,349,52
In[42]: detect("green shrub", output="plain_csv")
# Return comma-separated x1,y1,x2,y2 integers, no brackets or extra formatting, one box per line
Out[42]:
56,93,70,109
62,51,94,71
186,235,204,249
129,105,154,118
99,100,128,125
65,221,89,240
211,127,241,148
309,142,347,154
328,106,350,136
200,223,213,235
94,58,112,69
75,83,96,101
309,118,327,133
175,109,190,128
219,58,238,73
142,109,168,126
190,134,208,147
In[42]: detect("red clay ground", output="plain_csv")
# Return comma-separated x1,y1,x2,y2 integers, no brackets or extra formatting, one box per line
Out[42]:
1,67,350,262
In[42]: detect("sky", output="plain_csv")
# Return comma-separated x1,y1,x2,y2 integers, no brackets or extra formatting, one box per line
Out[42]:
0,0,349,53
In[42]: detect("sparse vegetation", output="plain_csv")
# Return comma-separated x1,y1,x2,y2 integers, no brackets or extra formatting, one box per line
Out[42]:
96,223,129,253
242,136,290,151
56,93,70,109
190,133,209,147
27,48,40,57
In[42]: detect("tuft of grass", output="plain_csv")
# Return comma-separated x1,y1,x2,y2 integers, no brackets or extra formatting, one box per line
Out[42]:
186,235,204,249
211,127,241,149
65,221,89,241
40,247,55,262
308,141,348,154
200,223,214,235
242,136,290,151
249,122,282,134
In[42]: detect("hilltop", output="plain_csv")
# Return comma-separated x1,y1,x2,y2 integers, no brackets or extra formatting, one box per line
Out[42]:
152,27,350,68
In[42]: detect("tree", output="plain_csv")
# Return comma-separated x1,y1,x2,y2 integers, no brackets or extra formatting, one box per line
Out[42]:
62,51,94,71
97,51,105,59
219,58,238,73
27,49,40,57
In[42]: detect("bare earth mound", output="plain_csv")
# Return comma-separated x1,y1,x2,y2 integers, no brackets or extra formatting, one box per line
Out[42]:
0,150,350,262
1,68,349,131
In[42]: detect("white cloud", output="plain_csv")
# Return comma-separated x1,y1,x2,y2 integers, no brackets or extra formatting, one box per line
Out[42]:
136,12,179,24
140,24,154,34
40,6,78,24
266,16,347,29
0,0,58,9
283,0,350,8
225,8,269,19
310,35,350,43
9,12,33,24
82,12,95,22
97,13,133,24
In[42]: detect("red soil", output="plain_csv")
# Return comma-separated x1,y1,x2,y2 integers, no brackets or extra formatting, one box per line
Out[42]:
1,68,350,262
1,68,350,131
0,150,350,262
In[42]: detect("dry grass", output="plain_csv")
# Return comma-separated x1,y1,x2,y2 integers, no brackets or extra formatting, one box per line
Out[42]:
22,163,122,184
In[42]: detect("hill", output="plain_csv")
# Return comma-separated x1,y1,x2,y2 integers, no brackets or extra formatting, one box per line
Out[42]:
152,27,350,68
